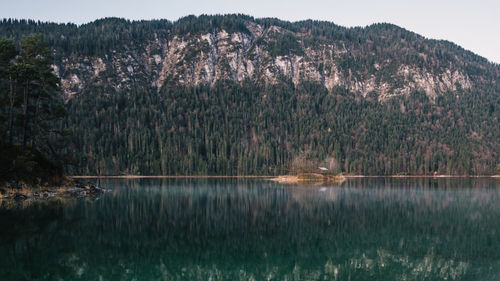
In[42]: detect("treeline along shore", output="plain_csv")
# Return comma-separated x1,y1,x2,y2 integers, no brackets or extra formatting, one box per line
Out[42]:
1,15,500,186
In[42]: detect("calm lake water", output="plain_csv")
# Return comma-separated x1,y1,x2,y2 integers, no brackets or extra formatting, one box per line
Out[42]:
0,178,499,280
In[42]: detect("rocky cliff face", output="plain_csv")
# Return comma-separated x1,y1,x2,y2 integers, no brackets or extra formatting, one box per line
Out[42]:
45,17,494,103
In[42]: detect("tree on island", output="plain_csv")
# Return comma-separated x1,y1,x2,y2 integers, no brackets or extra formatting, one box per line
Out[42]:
291,149,341,175
0,35,68,185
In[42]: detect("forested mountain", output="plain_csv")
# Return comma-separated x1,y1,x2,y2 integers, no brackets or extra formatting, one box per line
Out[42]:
0,15,499,175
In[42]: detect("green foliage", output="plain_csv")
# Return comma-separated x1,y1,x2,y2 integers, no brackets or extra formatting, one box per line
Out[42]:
172,14,252,36
0,35,67,184
265,32,304,57
0,143,64,184
0,38,17,66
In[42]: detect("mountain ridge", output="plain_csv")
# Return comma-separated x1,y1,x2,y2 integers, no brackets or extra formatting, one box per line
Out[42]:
1,14,499,175
1,15,498,101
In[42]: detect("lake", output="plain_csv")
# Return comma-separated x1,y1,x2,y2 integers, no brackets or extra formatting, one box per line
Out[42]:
0,178,499,280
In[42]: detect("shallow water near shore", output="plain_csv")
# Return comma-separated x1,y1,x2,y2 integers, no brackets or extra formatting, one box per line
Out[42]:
0,178,499,280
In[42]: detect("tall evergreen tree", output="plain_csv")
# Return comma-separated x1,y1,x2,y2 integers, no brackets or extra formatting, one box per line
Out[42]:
0,35,68,183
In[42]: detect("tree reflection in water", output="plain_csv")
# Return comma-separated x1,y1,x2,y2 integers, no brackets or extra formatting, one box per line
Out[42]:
0,178,499,280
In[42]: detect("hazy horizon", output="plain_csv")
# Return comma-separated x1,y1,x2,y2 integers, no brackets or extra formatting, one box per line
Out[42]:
1,0,499,64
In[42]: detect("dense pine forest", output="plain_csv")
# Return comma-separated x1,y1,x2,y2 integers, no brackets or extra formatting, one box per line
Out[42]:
0,15,499,176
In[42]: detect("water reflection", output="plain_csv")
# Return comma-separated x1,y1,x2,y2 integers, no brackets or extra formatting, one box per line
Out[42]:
0,178,499,280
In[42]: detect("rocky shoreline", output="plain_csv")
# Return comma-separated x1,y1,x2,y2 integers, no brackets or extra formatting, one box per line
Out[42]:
0,180,109,201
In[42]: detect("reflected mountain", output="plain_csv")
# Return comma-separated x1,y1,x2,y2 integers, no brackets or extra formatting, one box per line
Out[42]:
0,178,499,280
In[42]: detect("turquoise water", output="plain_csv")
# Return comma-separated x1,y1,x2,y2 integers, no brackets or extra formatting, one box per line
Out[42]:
0,178,499,280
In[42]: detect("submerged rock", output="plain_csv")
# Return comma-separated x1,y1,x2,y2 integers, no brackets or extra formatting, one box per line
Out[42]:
74,181,107,195
14,192,28,200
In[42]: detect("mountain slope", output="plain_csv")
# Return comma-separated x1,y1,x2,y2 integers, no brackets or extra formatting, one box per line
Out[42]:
1,15,499,175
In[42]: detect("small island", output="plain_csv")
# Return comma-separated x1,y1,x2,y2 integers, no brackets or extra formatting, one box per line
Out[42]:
271,152,345,183
272,173,346,183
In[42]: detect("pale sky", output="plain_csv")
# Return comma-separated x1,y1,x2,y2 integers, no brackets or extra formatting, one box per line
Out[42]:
1,0,499,63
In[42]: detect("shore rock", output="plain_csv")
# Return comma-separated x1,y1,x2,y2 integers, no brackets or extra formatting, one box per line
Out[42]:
1,180,109,201
14,192,28,200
